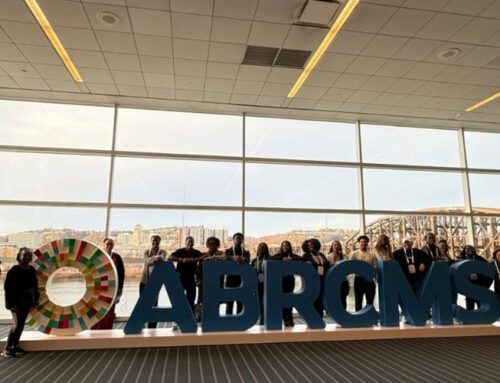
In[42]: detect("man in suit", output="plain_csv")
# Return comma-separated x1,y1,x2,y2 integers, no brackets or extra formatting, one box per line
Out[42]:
421,233,447,262
393,237,431,293
224,232,250,315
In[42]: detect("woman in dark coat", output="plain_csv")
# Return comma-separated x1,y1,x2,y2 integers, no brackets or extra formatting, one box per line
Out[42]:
3,247,39,357
302,238,329,317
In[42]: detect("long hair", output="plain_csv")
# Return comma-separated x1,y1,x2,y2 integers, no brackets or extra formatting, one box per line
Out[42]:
16,247,32,263
460,245,477,259
375,234,392,254
329,240,343,255
308,238,322,253
280,240,292,255
256,242,270,260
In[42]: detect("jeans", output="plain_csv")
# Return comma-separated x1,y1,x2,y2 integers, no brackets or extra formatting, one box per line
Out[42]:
6,308,30,350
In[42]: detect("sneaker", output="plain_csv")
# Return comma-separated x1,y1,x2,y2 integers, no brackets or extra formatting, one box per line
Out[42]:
2,349,15,358
14,347,27,356
172,324,179,331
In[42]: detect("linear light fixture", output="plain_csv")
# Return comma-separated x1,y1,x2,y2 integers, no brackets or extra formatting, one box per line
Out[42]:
465,91,500,112
25,0,83,83
287,0,359,98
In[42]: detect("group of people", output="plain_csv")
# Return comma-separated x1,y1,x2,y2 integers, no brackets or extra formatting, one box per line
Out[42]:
3,232,500,357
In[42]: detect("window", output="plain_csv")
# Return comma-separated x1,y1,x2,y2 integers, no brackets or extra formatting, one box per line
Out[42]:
246,116,357,162
363,168,465,212
112,157,242,206
0,152,110,202
472,216,500,258
245,163,359,209
245,212,361,255
116,108,242,156
464,131,500,170
469,173,500,211
0,100,114,150
361,124,461,167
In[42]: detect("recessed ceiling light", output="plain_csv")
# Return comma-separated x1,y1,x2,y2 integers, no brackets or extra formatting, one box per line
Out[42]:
436,48,461,61
96,11,121,28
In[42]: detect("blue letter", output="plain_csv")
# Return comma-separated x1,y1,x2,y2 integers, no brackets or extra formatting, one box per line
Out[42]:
378,261,453,326
450,260,499,324
264,260,325,330
202,261,259,332
124,261,197,334
324,260,379,328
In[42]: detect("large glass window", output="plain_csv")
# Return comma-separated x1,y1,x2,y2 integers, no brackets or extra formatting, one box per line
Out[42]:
472,216,500,258
363,168,465,212
245,117,357,162
116,109,242,156
0,152,110,202
112,157,242,206
245,163,359,209
469,173,500,211
361,124,461,167
0,100,114,150
464,131,500,170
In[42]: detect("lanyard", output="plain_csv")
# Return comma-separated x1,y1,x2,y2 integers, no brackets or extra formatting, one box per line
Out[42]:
427,245,438,259
313,253,323,266
405,249,414,264
494,260,500,274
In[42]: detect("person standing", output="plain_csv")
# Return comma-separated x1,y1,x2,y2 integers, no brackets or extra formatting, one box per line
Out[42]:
349,236,377,311
224,233,250,315
271,240,302,327
393,238,430,293
92,238,125,330
491,249,500,299
168,236,203,315
251,242,270,325
3,247,39,357
421,233,447,262
374,234,393,261
139,235,167,328
458,245,492,310
437,239,454,264
303,238,329,317
327,240,350,310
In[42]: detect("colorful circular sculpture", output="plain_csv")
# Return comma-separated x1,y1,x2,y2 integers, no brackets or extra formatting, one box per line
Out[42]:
28,239,118,335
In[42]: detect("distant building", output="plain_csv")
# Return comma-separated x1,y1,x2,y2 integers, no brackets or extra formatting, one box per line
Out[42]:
130,224,143,246
8,232,43,248
116,232,132,245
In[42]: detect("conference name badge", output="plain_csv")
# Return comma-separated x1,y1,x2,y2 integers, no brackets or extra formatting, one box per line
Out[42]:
470,273,478,280
317,265,324,276
408,264,416,274
258,272,264,283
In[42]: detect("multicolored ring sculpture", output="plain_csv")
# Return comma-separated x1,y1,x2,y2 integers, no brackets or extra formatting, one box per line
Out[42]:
28,239,118,335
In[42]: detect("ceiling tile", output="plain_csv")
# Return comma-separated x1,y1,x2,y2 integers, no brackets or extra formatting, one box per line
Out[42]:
126,0,170,11
305,71,340,87
232,80,263,94
322,88,355,101
313,100,343,111
95,31,136,53
39,0,91,29
266,67,301,84
460,68,500,86
0,28,10,43
67,49,108,69
203,91,231,103
332,73,370,89
206,62,239,79
0,0,35,22
247,22,290,48
175,89,203,101
55,27,101,50
174,59,206,76
112,70,145,85
432,65,475,83
13,77,50,90
18,45,61,65
117,84,148,97
376,59,416,77
413,81,450,96
172,38,209,60
256,95,284,107
379,8,435,37
260,82,291,97
104,53,141,71
360,35,408,58
402,0,449,11
147,87,175,98
455,46,500,67
344,3,397,33
393,38,442,60
345,56,387,75
315,53,355,72
415,13,471,40
0,61,39,78
175,75,204,90
237,65,270,81
451,17,500,44
484,30,500,47
170,0,213,15
0,76,18,88
395,94,429,107
140,56,174,74
295,86,328,100
204,77,234,93
230,94,258,105
348,90,382,103
443,0,494,16
360,104,391,114
336,102,367,113
0,43,27,62
480,1,500,18
214,0,258,20
78,67,115,84
45,79,81,92
283,26,327,50
135,35,172,57
33,63,72,81
211,17,251,44
328,31,373,55
359,76,397,92
208,42,246,63
0,21,49,46
129,8,170,36
82,0,126,5
254,0,305,23
423,42,475,64
172,13,211,40
288,98,317,109
86,82,119,95
404,62,447,80
143,72,174,88
387,78,426,93
372,92,406,105
84,3,132,33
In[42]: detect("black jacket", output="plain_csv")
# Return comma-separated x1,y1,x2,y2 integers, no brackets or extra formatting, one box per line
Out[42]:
4,265,39,310
302,252,329,277
456,255,493,288
170,248,203,277
393,247,431,284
